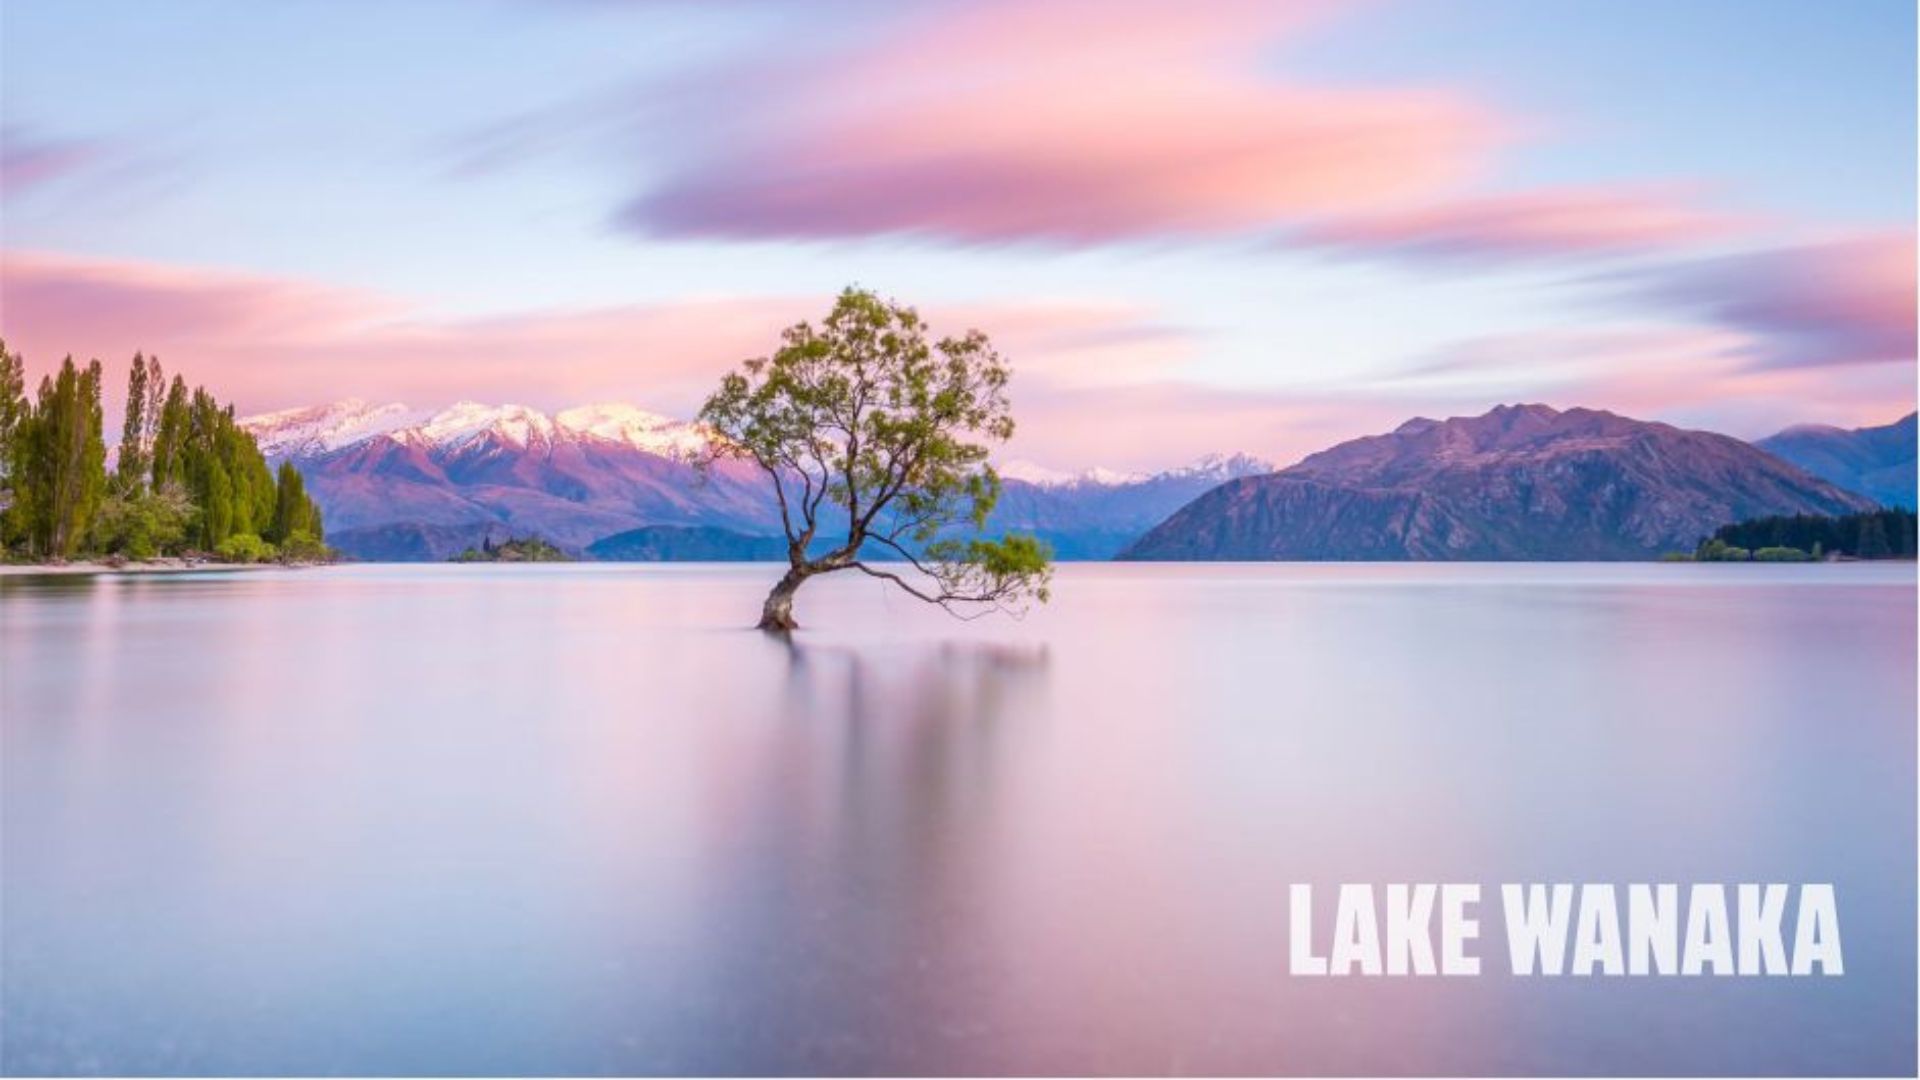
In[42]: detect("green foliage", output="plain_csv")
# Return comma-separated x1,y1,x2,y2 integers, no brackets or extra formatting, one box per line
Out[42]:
0,347,319,564
267,460,323,544
137,381,281,551
275,530,332,564
114,353,166,493
205,392,267,544
12,357,109,558
1695,538,1751,562
0,341,27,547
203,457,234,548
1752,546,1813,562
924,532,1055,604
699,287,1051,627
1705,509,1917,560
150,375,191,491
1656,551,1695,562
214,532,276,564
450,535,570,562
90,482,195,560
0,341,25,484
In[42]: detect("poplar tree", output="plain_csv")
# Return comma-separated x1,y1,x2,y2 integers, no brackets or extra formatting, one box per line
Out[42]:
0,341,24,485
18,357,108,557
0,342,25,545
0,349,320,562
269,460,313,542
115,353,165,492
149,375,191,492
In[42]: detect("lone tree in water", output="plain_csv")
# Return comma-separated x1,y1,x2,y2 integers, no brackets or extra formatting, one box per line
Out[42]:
699,288,1052,631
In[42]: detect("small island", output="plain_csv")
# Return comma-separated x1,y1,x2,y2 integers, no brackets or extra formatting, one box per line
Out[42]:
449,535,571,563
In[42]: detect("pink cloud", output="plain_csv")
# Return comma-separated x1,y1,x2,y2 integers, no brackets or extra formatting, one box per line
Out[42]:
0,125,102,196
7,247,1907,474
1294,186,1752,262
2,250,392,343
1386,325,1915,442
1623,232,1917,368
615,0,1511,245
0,248,1380,469
0,250,1197,431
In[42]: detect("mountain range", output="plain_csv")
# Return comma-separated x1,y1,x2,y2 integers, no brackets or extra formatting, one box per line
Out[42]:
1121,404,1879,560
1755,412,1916,510
241,400,1273,561
244,399,1908,563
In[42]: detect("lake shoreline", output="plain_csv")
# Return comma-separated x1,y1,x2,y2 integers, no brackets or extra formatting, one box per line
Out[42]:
3,556,1912,579
0,558,328,577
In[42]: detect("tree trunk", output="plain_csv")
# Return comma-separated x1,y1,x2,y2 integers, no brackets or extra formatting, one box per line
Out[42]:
758,566,807,632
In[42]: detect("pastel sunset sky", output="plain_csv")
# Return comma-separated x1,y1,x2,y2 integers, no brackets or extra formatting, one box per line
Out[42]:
1,0,1914,470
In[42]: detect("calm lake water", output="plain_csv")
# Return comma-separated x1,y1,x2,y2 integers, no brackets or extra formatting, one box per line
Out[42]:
3,563,1914,1076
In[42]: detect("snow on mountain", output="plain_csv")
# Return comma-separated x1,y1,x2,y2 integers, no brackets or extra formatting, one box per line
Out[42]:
242,399,712,461
242,398,429,458
1161,452,1275,483
413,401,557,450
554,403,711,459
245,399,1260,483
998,453,1270,488
998,455,1128,486
237,398,1278,561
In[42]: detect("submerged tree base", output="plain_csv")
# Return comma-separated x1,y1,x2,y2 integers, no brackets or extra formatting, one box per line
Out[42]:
757,569,804,632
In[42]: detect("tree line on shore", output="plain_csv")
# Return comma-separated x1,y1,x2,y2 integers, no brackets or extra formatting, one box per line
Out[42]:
1686,508,1918,562
0,342,327,564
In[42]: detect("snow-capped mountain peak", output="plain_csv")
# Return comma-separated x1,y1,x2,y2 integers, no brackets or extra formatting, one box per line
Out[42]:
241,400,1275,488
1163,452,1275,482
237,399,1284,561
241,398,716,461
997,460,1150,487
997,452,1271,488
997,460,1079,486
413,401,555,449
242,398,428,458
554,403,710,458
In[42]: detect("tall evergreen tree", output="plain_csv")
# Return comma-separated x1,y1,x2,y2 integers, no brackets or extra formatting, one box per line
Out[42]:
203,457,233,548
269,460,312,542
0,350,322,562
0,341,24,484
18,357,108,557
115,353,157,491
149,374,191,492
1856,515,1891,558
0,341,26,545
1709,508,1917,559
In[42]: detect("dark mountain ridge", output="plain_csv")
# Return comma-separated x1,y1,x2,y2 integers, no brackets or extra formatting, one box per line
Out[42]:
1123,404,1877,561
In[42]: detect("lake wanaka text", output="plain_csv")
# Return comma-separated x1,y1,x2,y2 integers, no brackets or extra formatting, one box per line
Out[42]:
1288,883,1843,976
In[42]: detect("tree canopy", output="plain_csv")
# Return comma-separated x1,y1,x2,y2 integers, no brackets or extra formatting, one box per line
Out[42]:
0,342,328,563
699,288,1052,630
